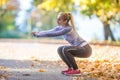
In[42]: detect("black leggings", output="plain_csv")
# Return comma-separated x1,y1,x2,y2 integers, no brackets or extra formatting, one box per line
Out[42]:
57,44,92,69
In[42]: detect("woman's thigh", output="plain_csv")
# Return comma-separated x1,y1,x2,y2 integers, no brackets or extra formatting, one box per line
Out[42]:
68,44,92,58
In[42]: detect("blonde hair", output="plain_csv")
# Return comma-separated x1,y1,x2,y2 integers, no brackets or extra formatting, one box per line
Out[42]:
58,12,77,32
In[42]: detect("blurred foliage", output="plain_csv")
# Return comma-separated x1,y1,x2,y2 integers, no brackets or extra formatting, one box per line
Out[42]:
36,0,75,13
0,0,8,7
0,0,21,38
34,0,120,22
79,0,120,17
79,0,120,41
34,0,44,6
31,11,57,30
79,0,120,23
0,0,19,17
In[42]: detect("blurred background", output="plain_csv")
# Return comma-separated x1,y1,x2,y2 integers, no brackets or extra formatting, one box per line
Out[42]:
0,0,120,43
0,1,120,80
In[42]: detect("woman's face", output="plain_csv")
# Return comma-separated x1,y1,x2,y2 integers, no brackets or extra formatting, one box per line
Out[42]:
57,14,66,26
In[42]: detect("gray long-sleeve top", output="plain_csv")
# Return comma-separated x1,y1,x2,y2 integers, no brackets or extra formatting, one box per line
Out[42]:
34,25,88,46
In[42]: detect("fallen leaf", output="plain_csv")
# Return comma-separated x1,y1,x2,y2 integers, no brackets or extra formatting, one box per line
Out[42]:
38,69,46,72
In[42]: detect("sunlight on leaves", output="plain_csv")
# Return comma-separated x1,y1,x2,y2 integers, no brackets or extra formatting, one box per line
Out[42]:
80,0,120,22
0,0,8,7
37,0,75,12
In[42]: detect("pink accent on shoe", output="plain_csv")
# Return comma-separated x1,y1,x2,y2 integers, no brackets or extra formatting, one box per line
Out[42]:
65,69,81,76
61,68,72,74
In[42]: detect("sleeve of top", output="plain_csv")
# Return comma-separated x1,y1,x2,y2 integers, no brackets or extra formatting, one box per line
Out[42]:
35,26,71,37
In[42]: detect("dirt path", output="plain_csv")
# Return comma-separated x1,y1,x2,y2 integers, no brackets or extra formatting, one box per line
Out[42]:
0,59,74,80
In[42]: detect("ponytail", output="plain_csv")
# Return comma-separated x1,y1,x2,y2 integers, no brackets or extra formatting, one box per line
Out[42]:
68,13,77,33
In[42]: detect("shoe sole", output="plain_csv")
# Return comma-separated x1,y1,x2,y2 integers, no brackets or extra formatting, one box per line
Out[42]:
61,72,65,74
61,72,67,75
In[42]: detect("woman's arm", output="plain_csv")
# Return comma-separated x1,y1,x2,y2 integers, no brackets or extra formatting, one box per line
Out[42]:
32,27,71,37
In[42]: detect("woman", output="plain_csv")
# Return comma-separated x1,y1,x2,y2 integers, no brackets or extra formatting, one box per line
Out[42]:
32,12,92,76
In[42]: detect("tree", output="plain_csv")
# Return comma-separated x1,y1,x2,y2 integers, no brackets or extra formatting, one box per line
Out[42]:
0,0,20,37
79,0,120,41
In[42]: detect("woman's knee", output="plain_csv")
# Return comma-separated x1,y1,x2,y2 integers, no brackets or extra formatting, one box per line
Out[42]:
84,45,92,58
87,47,92,57
86,52,92,58
57,46,64,54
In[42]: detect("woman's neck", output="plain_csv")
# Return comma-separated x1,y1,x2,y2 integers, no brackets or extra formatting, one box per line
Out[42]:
61,24,69,27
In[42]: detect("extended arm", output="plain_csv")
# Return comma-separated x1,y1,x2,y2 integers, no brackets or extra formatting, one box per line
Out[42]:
33,26,71,37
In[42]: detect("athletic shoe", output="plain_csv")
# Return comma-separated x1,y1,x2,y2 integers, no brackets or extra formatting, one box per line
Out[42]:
61,68,72,74
64,69,81,76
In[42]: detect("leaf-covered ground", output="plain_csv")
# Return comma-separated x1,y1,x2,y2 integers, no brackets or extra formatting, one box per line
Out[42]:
76,59,120,80
0,39,120,80
76,45,120,80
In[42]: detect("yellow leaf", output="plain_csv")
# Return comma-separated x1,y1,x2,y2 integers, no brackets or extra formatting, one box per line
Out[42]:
39,69,46,72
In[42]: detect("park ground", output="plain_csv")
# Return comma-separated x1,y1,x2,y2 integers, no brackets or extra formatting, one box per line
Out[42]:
0,39,120,80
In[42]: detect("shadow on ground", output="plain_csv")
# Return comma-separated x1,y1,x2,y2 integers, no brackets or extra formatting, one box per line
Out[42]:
0,59,75,80
0,59,99,80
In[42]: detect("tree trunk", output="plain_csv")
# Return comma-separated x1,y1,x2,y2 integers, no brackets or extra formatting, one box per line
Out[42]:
103,23,116,41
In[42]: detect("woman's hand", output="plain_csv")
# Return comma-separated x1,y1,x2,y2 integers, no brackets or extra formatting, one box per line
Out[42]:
31,31,36,34
31,31,37,36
